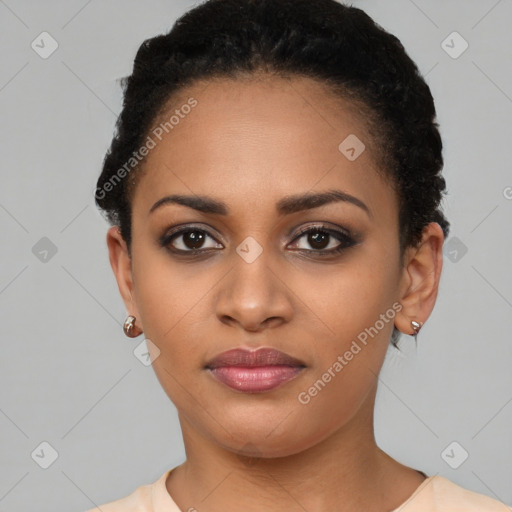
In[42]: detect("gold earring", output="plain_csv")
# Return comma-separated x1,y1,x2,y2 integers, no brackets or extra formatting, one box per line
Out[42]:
123,315,143,338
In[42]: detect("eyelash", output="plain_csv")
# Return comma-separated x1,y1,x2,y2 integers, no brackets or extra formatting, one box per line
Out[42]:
160,223,358,258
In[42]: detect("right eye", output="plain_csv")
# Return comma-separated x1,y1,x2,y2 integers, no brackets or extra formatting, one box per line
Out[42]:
161,225,224,254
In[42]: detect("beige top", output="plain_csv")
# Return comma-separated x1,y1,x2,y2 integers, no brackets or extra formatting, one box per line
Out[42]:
86,468,512,511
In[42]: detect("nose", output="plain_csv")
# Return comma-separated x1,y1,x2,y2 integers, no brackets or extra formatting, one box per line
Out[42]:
214,251,294,333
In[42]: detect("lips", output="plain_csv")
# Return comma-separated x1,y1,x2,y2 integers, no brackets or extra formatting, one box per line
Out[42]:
205,347,306,393
205,347,306,369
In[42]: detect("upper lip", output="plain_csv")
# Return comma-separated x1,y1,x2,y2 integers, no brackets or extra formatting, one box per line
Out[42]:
205,347,306,369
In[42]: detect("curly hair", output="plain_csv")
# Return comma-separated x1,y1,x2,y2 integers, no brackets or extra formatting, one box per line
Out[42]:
95,0,450,347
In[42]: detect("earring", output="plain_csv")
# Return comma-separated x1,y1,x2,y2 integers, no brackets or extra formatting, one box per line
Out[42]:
411,320,423,345
123,315,143,338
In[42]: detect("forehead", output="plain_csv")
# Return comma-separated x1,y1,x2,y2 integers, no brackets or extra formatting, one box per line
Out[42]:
132,75,396,222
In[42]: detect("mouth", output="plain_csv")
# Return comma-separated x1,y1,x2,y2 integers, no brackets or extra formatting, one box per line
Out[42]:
205,347,306,393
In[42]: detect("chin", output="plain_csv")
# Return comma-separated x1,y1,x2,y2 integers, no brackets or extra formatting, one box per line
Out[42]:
212,416,329,459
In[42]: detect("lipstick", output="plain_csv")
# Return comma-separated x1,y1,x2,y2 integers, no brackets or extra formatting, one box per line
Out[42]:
205,347,305,393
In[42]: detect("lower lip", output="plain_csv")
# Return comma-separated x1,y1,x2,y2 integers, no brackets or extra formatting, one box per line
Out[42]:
207,365,304,392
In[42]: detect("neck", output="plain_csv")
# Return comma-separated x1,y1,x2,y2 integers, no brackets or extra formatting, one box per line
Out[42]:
166,387,425,512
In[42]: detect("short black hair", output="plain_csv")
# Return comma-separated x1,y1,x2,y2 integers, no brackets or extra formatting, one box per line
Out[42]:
95,0,450,347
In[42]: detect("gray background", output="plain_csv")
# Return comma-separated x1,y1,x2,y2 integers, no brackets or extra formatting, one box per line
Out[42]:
0,0,511,510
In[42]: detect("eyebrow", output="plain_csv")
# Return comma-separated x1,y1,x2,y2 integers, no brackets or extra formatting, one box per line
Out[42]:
149,189,372,219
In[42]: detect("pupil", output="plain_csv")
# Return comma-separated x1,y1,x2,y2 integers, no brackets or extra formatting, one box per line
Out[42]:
185,231,204,249
309,231,329,249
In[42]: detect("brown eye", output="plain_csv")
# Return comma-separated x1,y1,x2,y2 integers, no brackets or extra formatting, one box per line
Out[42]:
161,226,223,253
289,225,356,255
180,230,207,250
305,230,330,250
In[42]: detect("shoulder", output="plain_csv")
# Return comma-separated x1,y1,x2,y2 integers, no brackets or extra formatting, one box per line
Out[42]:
423,476,512,511
84,479,154,512
84,468,181,512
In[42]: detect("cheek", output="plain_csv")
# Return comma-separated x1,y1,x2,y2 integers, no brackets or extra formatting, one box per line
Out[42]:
297,248,399,342
132,238,210,332
132,257,206,413
291,249,399,409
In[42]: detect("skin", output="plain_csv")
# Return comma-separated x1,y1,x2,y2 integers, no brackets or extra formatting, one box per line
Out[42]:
107,74,445,511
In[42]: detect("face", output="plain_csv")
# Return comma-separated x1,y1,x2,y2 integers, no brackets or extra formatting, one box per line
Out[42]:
107,74,442,458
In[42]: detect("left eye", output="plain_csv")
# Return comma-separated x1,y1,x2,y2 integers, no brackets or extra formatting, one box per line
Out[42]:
289,226,355,252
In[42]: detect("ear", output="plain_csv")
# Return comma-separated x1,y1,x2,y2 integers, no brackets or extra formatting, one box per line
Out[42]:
106,226,142,328
394,222,445,336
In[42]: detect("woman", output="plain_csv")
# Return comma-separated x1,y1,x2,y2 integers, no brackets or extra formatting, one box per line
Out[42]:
89,0,511,510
